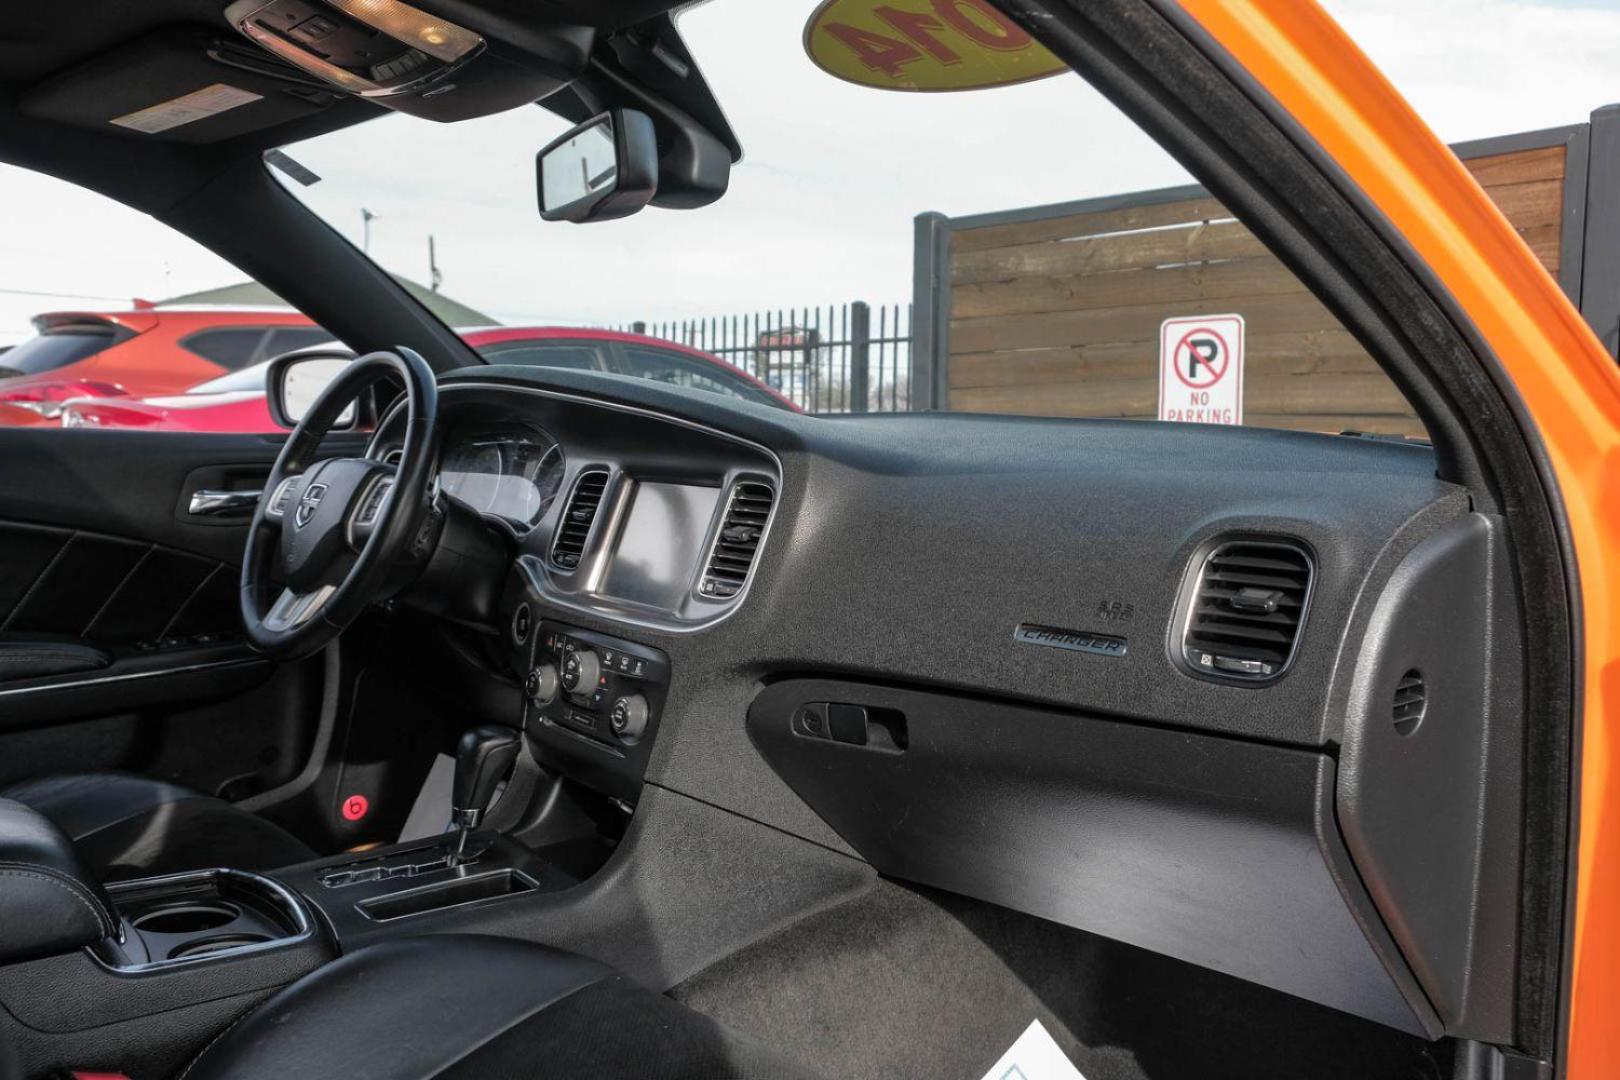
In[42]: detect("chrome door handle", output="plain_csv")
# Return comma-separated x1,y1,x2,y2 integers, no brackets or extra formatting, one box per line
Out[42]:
189,489,262,516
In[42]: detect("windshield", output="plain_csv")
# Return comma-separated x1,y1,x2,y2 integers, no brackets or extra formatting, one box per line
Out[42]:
272,2,1433,436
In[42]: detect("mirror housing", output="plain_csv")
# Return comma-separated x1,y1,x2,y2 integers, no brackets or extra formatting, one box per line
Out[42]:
267,351,364,430
537,109,658,223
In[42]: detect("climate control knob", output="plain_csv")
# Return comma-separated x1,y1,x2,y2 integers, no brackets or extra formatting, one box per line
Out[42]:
525,664,559,705
560,647,600,695
609,694,649,743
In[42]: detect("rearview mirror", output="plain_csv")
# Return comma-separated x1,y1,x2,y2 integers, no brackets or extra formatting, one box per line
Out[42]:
537,110,659,224
267,353,360,430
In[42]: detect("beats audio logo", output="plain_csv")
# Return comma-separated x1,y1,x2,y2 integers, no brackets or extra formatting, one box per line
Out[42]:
341,793,370,822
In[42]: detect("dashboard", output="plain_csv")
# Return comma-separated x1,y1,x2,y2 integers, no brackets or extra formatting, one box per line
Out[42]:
365,365,1511,1043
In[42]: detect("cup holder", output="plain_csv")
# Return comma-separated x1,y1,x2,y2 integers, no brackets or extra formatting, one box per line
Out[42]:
168,933,274,961
130,902,241,935
102,869,313,971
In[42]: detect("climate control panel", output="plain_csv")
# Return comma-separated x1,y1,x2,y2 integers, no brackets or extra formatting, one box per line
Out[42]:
523,620,670,801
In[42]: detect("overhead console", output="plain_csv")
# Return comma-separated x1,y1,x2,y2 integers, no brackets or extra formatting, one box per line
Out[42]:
221,0,592,122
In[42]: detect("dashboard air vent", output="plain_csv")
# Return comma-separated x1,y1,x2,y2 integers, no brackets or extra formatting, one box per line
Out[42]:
699,481,775,600
1182,539,1313,683
551,469,609,570
1392,669,1427,735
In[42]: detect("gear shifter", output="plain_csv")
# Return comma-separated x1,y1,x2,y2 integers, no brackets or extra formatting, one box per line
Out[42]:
447,725,521,866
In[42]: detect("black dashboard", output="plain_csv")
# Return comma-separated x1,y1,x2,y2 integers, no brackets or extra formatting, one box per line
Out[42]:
367,363,1518,1043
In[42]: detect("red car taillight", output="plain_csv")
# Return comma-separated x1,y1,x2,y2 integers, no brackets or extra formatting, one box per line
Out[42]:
0,380,126,420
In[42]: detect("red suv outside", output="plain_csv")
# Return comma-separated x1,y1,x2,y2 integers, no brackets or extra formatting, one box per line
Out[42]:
13,316,796,430
0,307,329,424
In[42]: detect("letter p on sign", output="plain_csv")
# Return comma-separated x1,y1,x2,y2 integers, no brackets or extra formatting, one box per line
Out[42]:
1158,313,1244,426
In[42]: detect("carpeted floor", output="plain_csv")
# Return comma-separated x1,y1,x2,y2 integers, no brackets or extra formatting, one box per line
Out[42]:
673,879,1452,1080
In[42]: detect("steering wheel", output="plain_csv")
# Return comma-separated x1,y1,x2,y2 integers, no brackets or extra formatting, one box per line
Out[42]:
240,348,439,659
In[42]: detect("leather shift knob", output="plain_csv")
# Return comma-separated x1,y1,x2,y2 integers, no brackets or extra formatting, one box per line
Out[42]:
452,725,521,820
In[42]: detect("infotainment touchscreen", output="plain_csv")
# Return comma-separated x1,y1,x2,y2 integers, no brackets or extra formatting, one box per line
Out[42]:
600,482,722,610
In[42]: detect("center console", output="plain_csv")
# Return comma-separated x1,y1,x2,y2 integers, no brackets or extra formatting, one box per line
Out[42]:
0,605,675,1078
518,617,672,802
0,801,331,1078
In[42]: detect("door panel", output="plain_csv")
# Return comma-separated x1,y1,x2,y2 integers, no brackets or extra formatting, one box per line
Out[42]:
0,428,355,798
0,523,223,643
0,429,367,562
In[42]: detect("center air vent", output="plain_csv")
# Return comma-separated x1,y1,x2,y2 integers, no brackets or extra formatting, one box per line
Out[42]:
698,481,775,600
550,469,609,570
1180,539,1313,683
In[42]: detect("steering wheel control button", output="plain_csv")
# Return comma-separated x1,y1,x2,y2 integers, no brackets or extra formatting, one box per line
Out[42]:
525,664,559,705
609,694,649,744
266,476,299,519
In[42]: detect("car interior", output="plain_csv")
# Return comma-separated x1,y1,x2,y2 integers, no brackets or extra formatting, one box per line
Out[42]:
0,1,1576,1079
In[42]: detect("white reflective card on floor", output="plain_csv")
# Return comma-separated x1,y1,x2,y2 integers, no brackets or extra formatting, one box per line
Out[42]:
979,1020,1087,1080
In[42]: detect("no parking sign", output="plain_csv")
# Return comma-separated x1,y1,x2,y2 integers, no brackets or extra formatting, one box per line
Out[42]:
1158,314,1244,425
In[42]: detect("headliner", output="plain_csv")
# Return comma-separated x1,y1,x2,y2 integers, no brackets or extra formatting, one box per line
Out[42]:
0,0,683,92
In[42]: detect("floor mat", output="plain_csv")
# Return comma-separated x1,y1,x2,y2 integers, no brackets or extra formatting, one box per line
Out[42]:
672,879,1451,1080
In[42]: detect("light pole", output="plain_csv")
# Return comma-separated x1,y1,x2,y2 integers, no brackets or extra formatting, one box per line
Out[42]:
361,208,377,254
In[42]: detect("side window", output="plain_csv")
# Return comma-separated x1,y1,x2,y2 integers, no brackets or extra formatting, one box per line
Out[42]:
475,341,604,371
180,328,269,371
0,162,332,433
618,345,769,405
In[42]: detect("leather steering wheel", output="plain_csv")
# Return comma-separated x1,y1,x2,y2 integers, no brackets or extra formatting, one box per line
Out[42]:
240,348,439,659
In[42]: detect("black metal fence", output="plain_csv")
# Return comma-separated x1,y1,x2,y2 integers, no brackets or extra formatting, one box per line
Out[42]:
621,301,911,413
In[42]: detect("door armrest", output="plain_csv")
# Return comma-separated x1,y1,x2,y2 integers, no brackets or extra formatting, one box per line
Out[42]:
0,638,112,683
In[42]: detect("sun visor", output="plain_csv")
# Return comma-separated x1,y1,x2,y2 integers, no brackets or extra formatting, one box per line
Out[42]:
18,27,341,144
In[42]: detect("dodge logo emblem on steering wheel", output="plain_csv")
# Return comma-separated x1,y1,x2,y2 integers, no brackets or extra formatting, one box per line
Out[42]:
295,483,327,529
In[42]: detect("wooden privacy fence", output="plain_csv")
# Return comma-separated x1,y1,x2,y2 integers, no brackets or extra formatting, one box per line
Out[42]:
912,115,1614,435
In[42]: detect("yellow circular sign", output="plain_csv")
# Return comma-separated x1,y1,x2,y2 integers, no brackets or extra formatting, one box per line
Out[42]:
803,0,1067,93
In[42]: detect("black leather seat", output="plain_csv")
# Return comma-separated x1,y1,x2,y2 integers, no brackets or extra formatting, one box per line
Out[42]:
0,772,314,881
179,934,820,1080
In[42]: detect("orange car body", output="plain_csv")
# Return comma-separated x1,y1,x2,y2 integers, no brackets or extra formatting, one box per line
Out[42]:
1179,1,1620,1073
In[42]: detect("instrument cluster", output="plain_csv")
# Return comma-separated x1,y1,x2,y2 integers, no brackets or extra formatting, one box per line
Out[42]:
437,423,566,530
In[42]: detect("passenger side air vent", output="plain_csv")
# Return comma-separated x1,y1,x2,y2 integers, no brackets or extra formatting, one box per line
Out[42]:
1181,539,1313,683
550,469,609,570
1392,669,1427,735
698,481,775,600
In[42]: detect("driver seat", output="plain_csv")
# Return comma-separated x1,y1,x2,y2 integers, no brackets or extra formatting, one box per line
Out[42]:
0,772,315,881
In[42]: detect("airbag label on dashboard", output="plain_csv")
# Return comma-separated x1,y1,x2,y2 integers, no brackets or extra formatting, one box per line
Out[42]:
1013,623,1127,658
110,84,263,135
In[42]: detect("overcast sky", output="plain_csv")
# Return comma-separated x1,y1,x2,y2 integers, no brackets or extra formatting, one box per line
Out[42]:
3,0,1619,342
